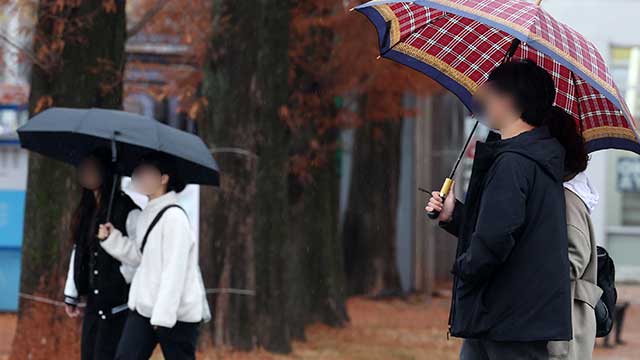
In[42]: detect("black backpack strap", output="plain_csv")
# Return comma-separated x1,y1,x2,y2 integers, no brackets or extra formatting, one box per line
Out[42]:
140,204,186,254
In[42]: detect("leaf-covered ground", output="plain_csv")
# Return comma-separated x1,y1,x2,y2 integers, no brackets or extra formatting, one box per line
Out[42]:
202,295,460,360
2,288,639,359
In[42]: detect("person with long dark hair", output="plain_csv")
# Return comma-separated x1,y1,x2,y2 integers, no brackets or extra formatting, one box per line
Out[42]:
426,60,575,359
546,108,601,359
63,148,140,360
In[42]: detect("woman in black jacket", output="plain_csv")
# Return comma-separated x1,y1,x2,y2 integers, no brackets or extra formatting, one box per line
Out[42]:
63,148,140,360
427,60,577,359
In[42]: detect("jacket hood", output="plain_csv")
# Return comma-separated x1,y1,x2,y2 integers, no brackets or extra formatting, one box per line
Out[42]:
489,126,565,182
564,171,599,213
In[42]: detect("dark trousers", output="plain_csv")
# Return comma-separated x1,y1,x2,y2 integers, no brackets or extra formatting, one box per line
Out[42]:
460,339,554,360
604,302,630,346
81,309,128,360
115,311,199,360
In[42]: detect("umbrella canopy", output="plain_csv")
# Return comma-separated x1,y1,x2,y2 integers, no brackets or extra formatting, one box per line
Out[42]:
18,107,219,186
355,0,640,154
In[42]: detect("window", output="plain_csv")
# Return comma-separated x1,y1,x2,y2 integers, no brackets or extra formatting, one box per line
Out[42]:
611,46,640,117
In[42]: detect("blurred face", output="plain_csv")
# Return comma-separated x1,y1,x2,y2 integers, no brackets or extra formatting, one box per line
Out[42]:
131,164,169,196
77,157,103,191
473,83,520,130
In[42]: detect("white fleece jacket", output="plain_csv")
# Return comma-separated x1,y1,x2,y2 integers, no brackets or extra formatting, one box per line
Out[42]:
101,191,211,328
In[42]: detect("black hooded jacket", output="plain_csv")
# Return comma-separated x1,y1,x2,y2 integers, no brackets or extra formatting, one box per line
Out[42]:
70,191,139,316
441,126,572,341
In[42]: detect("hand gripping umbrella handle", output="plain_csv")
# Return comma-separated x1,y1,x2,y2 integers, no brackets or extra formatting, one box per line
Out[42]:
427,177,454,219
425,121,478,220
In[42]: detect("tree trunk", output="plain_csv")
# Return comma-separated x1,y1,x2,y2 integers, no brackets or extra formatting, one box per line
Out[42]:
200,0,260,350
287,152,350,337
285,0,349,337
11,1,126,359
200,0,292,353
342,98,403,296
252,0,292,352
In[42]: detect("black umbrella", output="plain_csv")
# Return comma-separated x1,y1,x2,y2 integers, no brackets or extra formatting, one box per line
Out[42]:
18,107,219,218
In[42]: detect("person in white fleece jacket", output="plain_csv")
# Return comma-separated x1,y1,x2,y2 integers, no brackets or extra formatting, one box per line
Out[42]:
98,152,210,360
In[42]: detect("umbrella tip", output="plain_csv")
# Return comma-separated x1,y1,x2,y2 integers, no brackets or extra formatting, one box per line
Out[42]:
349,7,355,12
376,55,382,60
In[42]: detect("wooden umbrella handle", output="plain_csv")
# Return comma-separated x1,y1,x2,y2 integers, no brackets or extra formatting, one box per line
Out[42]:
536,0,543,5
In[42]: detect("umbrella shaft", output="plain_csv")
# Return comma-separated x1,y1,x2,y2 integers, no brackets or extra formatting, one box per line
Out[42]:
106,135,118,222
447,120,478,179
106,173,117,222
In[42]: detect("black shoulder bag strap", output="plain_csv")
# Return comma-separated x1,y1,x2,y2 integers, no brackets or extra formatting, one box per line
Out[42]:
140,204,186,254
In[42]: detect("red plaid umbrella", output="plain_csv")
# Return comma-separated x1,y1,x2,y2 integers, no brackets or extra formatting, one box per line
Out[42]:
354,0,640,154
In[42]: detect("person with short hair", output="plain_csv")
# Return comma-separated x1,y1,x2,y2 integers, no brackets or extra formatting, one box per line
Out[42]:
427,60,578,359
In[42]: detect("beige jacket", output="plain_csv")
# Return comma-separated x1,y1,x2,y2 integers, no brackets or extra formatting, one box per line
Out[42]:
563,188,602,360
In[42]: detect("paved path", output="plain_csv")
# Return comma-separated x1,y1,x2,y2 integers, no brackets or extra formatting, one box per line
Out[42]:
593,286,640,360
0,312,16,360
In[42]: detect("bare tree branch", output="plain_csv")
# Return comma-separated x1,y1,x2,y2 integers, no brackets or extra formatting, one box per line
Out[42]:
126,0,172,39
0,31,46,69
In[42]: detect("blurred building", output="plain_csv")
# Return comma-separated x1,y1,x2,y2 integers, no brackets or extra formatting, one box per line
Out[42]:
124,32,199,133
399,93,468,293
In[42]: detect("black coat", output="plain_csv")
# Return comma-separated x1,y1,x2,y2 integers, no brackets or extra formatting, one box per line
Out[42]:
72,192,139,318
441,126,572,342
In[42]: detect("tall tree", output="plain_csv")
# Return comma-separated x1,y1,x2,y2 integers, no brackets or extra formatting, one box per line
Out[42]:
201,0,353,352
11,1,126,359
199,0,259,350
200,0,292,353
251,0,292,352
285,0,350,337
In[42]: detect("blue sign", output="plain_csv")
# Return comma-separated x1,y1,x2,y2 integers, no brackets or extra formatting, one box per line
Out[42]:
0,103,29,311
0,248,21,310
0,191,26,248
0,190,25,311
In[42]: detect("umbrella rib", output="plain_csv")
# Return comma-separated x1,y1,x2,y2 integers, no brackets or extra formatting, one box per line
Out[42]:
570,71,585,136
380,12,450,58
502,38,521,63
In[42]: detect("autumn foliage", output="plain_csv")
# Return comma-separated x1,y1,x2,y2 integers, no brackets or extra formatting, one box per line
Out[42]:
125,0,441,174
287,0,440,178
